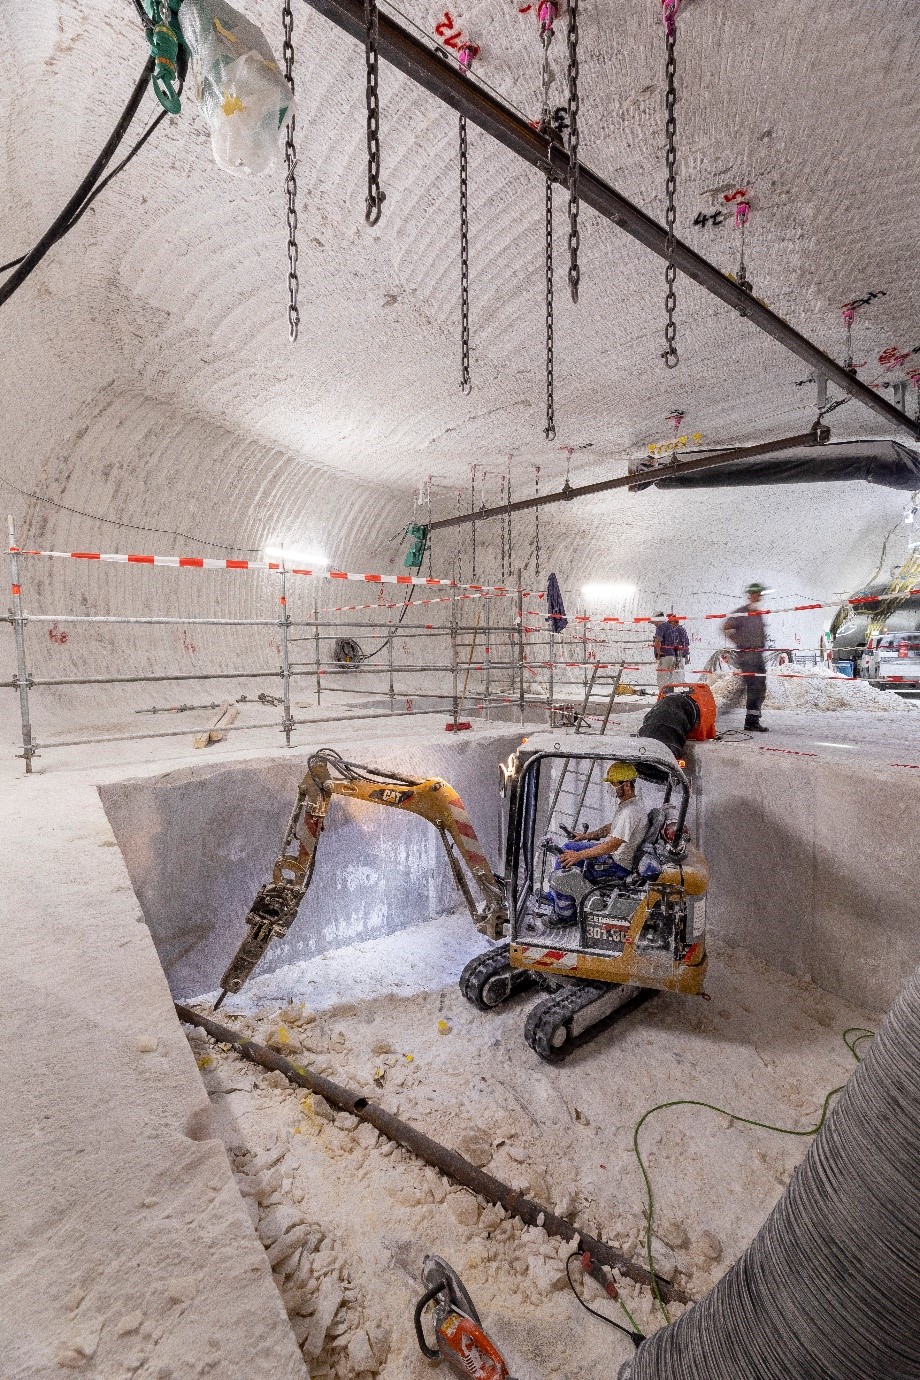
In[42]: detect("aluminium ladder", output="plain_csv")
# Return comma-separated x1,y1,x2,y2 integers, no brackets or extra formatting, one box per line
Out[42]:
546,662,624,830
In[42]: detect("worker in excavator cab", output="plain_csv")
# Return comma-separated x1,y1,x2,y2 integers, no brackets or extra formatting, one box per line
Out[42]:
548,762,648,922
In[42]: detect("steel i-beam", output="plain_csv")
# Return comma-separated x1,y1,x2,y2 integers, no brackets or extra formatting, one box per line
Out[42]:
302,0,918,442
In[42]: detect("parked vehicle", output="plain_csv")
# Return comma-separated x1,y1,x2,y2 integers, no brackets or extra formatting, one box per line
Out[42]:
859,632,920,689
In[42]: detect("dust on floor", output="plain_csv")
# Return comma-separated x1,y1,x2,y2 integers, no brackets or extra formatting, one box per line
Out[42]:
184,914,877,1379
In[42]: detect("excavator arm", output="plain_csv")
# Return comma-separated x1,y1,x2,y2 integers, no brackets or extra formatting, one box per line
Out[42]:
215,749,506,1007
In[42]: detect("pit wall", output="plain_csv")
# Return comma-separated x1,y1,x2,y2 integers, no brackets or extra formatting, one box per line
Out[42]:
100,730,524,1001
100,723,916,1016
694,743,919,1014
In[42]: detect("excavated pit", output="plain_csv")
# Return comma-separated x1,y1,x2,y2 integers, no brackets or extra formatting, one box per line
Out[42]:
90,719,918,1378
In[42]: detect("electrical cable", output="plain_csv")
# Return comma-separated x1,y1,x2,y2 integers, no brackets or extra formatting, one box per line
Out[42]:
351,585,417,661
634,1025,875,1325
1,106,170,276
565,1251,644,1344
0,56,175,305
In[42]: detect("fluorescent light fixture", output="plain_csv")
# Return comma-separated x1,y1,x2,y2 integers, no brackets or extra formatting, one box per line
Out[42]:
264,545,329,567
581,582,636,601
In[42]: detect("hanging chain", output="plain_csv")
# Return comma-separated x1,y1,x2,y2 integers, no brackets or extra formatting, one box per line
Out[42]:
506,460,513,577
566,0,581,304
282,0,300,341
459,114,472,394
843,304,856,373
426,478,433,577
538,3,557,130
499,474,506,580
470,465,477,579
455,490,462,585
364,0,384,225
735,197,751,294
534,465,541,583
662,3,679,368
544,174,556,440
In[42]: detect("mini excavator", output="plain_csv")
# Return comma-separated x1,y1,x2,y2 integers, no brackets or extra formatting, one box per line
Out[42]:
215,685,715,1060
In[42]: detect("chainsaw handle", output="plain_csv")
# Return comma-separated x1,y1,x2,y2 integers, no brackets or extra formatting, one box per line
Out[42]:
413,1281,444,1360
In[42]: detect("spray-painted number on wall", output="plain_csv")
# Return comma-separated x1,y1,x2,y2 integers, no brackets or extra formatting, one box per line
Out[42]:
692,210,728,229
434,12,480,57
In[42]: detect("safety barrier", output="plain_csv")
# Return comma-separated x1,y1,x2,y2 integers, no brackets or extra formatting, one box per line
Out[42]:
3,524,654,774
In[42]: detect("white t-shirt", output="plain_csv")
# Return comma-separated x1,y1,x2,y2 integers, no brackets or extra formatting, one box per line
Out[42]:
608,795,648,868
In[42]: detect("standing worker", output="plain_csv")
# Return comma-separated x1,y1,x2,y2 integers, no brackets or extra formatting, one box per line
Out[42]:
652,611,691,691
723,582,769,732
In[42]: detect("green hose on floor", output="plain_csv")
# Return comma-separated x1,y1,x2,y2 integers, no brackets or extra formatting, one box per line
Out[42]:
633,1026,875,1325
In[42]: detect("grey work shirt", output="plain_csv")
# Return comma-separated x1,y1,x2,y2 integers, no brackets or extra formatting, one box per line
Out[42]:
724,603,766,655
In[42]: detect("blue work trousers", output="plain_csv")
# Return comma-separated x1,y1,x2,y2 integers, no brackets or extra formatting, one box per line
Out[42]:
549,840,629,921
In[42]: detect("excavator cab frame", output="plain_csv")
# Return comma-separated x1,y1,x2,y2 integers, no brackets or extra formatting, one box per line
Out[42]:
501,732,707,993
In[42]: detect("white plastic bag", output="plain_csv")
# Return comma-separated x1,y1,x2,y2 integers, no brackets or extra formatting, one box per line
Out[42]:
178,0,295,175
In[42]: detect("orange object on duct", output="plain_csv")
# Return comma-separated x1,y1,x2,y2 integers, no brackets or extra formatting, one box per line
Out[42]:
658,681,718,740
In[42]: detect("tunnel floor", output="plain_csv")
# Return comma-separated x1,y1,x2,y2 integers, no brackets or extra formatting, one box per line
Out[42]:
184,913,878,1380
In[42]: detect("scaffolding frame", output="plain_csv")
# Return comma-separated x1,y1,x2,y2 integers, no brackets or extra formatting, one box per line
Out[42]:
3,523,655,774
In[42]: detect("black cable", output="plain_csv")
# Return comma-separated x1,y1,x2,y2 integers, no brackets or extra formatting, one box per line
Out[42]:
565,1252,644,1345
1,106,171,278
355,585,417,661
0,60,155,307
132,0,153,31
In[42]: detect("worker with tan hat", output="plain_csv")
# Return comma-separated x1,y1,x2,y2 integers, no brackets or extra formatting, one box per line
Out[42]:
549,762,648,921
723,581,770,731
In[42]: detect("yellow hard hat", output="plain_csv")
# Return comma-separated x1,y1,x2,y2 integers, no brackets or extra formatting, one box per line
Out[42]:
605,761,638,784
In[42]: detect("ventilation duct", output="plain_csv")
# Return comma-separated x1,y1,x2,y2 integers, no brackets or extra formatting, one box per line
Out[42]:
620,962,920,1380
650,439,920,491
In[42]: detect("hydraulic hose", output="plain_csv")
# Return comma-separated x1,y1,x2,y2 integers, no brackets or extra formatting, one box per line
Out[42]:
620,963,920,1380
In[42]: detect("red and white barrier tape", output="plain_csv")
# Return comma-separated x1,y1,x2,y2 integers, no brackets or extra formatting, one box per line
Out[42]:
9,546,543,600
10,545,917,629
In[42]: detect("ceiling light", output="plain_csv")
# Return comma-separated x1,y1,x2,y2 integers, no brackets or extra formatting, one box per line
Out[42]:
264,545,329,567
581,582,636,601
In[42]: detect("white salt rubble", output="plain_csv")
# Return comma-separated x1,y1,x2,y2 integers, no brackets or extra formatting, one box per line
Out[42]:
185,915,879,1378
707,666,915,714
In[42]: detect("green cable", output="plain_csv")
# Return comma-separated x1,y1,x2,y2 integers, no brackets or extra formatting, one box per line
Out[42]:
617,1294,644,1335
634,1026,875,1326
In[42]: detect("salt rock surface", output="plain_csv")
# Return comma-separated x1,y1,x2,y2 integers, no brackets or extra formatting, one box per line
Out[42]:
707,668,913,713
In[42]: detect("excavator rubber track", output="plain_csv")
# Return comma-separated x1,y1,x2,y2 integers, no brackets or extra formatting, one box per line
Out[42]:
524,981,658,1062
459,943,538,1011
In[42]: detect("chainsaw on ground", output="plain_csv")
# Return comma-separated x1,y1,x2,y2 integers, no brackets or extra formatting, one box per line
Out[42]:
414,1256,515,1379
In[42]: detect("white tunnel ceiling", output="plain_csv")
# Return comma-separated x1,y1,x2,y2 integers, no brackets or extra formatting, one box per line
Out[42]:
2,0,919,525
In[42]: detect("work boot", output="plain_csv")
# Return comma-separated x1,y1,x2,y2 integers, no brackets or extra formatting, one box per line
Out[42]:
744,717,769,732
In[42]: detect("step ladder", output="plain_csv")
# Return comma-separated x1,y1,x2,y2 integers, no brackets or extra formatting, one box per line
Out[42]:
546,663,623,831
